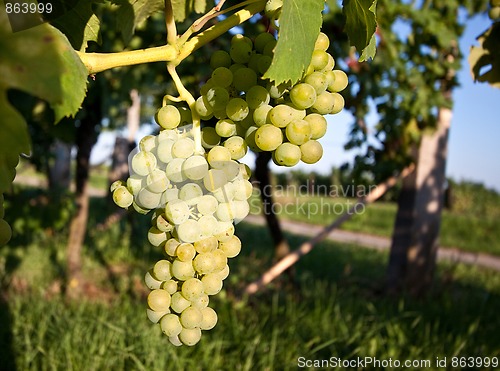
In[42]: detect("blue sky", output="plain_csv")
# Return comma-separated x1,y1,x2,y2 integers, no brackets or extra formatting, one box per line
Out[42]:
92,14,500,191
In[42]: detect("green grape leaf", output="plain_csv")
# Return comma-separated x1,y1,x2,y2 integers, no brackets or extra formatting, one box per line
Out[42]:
263,0,325,85
0,8,88,190
116,0,164,44
343,0,377,61
469,23,500,88
49,0,101,51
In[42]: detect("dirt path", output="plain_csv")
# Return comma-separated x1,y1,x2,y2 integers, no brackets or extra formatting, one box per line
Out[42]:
243,214,500,272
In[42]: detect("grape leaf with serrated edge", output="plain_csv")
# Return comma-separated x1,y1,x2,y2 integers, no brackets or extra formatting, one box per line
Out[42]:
262,0,324,85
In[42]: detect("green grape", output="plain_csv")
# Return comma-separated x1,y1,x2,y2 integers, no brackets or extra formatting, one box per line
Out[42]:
218,235,241,258
160,313,182,337
145,270,162,290
232,178,253,201
162,279,178,294
202,273,223,295
216,202,236,222
215,264,230,280
304,113,327,139
137,188,162,210
179,183,203,204
196,195,218,215
255,124,283,151
155,105,181,129
328,70,348,92
213,182,236,203
178,106,193,127
300,140,323,164
304,71,328,94
231,34,253,48
274,142,301,167
156,139,174,164
214,221,235,242
203,169,228,192
148,289,171,312
229,63,245,74
211,67,233,88
285,119,311,145
245,126,261,152
172,138,195,159
140,135,156,152
166,158,187,183
315,32,330,51
155,213,174,233
224,136,248,160
310,92,336,115
179,327,202,346
310,50,329,71
109,180,124,193
164,188,179,203
215,119,237,138
492,0,500,7
254,32,276,53
164,238,180,257
247,52,262,73
289,83,317,109
199,216,218,239
169,335,183,347
253,104,272,127
191,294,209,309
195,96,213,118
171,259,195,281
269,105,296,128
171,291,191,313
175,242,196,261
146,169,169,193
204,87,230,110
212,249,228,271
131,151,156,177
112,186,133,208
180,307,203,329
200,307,218,330
147,308,169,324
201,127,221,149
213,160,240,181
321,53,335,72
165,199,190,225
148,226,168,247
233,67,257,92
177,220,202,243
230,42,252,64
210,50,231,69
263,39,277,57
207,146,232,166
193,252,216,274
153,260,172,281
181,278,204,300
330,93,345,114
226,98,249,121
246,85,270,109
183,155,209,181
194,236,218,253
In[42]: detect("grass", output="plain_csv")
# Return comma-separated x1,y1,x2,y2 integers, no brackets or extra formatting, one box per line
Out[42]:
2,207,500,370
249,192,500,256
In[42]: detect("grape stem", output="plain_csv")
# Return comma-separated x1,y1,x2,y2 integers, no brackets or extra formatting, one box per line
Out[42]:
164,0,178,47
76,0,265,74
166,64,203,154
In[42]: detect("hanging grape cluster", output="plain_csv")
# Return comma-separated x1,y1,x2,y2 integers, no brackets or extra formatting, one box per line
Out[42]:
111,19,348,345
111,127,252,346
192,30,347,167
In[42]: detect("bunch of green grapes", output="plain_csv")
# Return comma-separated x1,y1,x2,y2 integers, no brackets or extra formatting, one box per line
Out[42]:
195,31,348,167
489,0,500,20
111,119,252,346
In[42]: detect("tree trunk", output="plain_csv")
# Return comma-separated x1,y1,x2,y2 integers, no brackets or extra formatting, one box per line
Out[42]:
386,108,451,297
254,151,290,261
66,100,100,300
